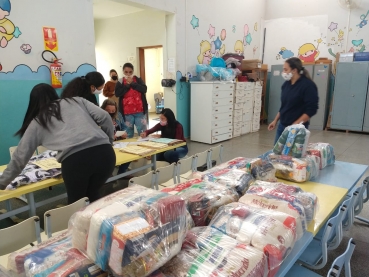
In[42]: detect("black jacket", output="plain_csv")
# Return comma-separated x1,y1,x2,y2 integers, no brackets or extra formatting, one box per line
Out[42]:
115,76,148,120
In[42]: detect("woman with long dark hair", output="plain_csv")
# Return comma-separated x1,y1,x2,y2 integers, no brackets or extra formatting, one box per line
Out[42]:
0,84,116,203
140,108,188,163
61,71,105,105
268,57,319,144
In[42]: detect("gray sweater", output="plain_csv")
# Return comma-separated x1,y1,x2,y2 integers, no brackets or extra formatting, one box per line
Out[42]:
0,97,114,189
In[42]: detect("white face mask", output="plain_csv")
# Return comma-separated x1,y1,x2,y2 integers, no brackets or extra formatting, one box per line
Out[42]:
93,88,103,94
282,72,293,81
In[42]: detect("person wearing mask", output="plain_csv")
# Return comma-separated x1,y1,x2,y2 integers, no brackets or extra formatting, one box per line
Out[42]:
141,108,188,163
115,63,148,138
103,69,119,105
0,84,116,203
268,57,319,144
61,71,105,106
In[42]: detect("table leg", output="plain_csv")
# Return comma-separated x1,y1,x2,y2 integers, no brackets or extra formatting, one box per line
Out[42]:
5,199,12,211
152,154,157,171
26,193,36,217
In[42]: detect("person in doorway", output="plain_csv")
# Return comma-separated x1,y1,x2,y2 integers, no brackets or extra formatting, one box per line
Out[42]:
0,84,116,204
61,71,105,106
268,57,319,144
115,63,148,138
103,69,119,105
141,108,188,164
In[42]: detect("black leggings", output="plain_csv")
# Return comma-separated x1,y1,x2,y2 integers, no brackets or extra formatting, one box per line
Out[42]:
61,144,116,204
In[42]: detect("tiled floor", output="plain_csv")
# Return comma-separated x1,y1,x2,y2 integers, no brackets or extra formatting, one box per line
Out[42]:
1,124,368,275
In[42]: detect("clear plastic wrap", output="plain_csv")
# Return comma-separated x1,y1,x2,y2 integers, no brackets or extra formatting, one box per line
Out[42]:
69,185,148,253
273,124,311,158
0,265,11,277
306,143,336,169
267,153,319,182
246,181,318,224
210,203,298,277
162,179,239,226
250,161,277,182
196,64,236,81
153,227,268,277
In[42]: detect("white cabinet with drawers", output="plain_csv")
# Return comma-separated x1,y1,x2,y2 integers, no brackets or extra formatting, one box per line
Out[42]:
252,82,263,132
191,82,234,144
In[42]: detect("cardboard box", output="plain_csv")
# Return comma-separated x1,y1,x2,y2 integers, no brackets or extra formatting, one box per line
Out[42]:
315,58,332,64
241,59,261,71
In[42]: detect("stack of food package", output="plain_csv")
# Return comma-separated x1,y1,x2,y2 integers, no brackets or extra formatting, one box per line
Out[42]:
68,185,189,277
306,143,335,169
162,179,239,226
150,227,268,277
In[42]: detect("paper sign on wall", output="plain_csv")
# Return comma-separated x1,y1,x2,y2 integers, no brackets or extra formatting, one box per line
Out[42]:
43,27,58,51
168,58,175,73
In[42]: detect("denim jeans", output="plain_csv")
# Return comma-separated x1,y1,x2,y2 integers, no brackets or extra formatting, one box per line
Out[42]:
156,145,189,164
274,122,310,145
124,112,147,138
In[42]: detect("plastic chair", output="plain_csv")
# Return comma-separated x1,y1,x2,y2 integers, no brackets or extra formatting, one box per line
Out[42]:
0,216,41,255
176,155,196,183
209,144,224,168
327,238,356,277
342,192,359,231
129,171,156,189
194,150,212,171
354,177,369,224
44,197,89,238
154,163,177,189
298,206,346,270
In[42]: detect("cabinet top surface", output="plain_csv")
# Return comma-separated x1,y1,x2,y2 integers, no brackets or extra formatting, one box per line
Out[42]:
190,81,235,84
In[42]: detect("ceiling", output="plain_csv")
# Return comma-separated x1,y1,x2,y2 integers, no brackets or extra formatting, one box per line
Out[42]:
93,0,143,20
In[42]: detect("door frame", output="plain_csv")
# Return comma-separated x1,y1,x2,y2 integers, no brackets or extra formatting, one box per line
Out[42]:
138,45,163,83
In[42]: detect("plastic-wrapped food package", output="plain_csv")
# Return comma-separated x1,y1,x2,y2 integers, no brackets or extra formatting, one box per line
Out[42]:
154,227,267,277
250,161,277,182
0,265,11,277
267,153,319,182
68,185,148,253
210,203,298,277
90,194,187,277
163,179,239,226
239,194,306,237
196,64,236,81
273,124,311,158
201,168,255,195
247,181,318,224
306,143,335,169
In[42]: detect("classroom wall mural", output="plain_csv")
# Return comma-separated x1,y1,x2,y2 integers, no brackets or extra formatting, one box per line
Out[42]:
0,0,21,48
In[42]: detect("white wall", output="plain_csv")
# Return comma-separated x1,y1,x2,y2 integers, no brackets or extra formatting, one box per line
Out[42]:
144,47,163,112
265,0,369,66
0,0,96,73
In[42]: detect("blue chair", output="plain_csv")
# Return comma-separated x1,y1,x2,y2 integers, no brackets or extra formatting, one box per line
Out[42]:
297,206,346,270
342,191,359,232
286,238,356,277
355,177,369,224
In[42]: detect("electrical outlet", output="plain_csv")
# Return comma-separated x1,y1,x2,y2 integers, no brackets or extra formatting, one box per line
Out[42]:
180,77,187,82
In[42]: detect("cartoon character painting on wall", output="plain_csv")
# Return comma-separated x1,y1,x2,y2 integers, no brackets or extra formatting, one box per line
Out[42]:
0,0,21,48
234,40,244,55
298,41,321,63
276,47,294,60
197,40,212,65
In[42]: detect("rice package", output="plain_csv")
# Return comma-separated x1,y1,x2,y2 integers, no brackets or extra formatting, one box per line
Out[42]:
154,227,267,277
267,153,319,182
68,185,148,253
162,179,239,226
273,124,311,158
210,203,298,277
306,143,335,169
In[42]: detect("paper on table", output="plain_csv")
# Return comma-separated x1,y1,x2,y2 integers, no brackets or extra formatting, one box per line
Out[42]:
113,142,129,149
32,158,61,170
115,131,126,137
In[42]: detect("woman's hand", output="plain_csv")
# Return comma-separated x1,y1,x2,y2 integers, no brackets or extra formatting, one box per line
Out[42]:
268,121,277,131
122,132,127,139
140,132,147,138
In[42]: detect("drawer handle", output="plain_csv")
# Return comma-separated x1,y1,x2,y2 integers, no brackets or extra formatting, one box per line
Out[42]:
229,122,231,123
215,124,218,126
229,115,232,117
216,94,219,96
230,86,233,88
215,109,218,112
216,102,218,104
215,117,218,119
229,100,232,103
215,132,218,133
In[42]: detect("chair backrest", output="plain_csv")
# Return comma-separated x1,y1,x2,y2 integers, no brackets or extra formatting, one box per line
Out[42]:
354,179,367,216
0,216,41,255
327,205,347,251
209,144,224,166
155,163,177,189
129,171,155,189
327,238,356,277
362,176,369,203
194,150,211,170
342,192,359,231
176,156,196,183
44,197,89,238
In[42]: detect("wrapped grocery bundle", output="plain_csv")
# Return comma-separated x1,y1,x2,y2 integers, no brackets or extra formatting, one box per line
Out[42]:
247,181,318,224
210,203,298,277
69,185,148,253
162,179,239,226
273,124,311,158
250,161,277,182
306,143,335,169
0,265,11,277
267,153,319,182
153,227,268,277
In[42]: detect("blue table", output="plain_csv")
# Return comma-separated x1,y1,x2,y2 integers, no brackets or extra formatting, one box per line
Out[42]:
277,161,368,277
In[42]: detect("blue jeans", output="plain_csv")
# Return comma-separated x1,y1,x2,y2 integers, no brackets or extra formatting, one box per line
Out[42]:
124,112,147,138
274,122,310,145
156,145,188,164
117,162,130,174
